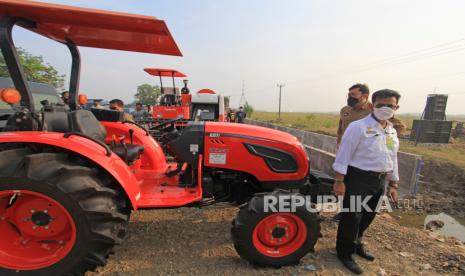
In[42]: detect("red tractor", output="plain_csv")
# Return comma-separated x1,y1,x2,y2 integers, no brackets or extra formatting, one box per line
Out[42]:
144,68,226,125
0,1,331,275
190,88,226,122
144,68,191,123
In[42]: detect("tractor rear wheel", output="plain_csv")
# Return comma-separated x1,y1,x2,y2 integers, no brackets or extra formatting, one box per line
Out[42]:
231,191,321,267
0,147,128,275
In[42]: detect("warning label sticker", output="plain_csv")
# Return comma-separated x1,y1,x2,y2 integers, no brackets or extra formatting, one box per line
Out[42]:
190,144,199,153
209,153,227,165
208,148,228,165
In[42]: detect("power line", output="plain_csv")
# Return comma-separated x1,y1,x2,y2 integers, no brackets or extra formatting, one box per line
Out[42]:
286,41,465,85
236,37,465,98
342,38,465,71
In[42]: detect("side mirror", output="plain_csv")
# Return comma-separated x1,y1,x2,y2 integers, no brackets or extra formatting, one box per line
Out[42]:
0,88,21,105
78,94,88,105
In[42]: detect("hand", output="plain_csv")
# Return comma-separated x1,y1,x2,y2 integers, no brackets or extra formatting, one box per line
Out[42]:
333,181,346,197
388,186,398,202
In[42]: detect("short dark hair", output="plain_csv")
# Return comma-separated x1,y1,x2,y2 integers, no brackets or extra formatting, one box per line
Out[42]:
372,89,401,103
109,99,124,107
349,83,369,95
135,102,142,107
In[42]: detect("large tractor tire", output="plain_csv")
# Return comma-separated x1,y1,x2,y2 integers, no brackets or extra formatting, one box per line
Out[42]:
231,191,321,267
0,146,129,275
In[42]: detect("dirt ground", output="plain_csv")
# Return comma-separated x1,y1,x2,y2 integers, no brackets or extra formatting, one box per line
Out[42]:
419,160,465,218
85,161,465,276
87,206,465,276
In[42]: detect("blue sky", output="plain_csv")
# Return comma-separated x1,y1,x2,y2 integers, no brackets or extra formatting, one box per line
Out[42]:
11,0,465,114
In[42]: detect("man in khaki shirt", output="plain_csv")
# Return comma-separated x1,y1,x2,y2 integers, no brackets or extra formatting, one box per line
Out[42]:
389,116,406,137
337,84,371,144
337,84,406,144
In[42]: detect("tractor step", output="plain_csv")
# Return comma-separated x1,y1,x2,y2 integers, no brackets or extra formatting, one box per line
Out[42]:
137,185,201,208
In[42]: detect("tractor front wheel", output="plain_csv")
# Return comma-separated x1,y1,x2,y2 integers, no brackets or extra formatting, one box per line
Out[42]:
231,191,321,267
0,149,128,275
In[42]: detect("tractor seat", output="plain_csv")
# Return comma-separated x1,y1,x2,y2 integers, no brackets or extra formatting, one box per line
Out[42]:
42,104,70,132
68,109,144,163
111,144,145,163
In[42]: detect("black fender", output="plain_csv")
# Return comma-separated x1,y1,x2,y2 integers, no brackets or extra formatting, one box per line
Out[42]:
301,169,335,200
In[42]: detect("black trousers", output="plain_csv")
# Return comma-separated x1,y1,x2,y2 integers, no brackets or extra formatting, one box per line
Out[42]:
336,166,385,260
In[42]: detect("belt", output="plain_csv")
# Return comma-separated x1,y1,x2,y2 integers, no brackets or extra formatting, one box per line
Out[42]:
348,166,388,179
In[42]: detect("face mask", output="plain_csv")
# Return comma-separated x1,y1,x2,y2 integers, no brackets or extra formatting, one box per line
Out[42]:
373,106,395,120
347,96,359,107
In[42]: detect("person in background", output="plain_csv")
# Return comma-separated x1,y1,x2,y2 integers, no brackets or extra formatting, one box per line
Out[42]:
61,91,69,105
131,102,149,121
236,106,246,123
337,84,371,145
227,108,236,122
93,99,103,109
226,108,232,122
332,89,401,274
109,99,133,122
389,116,406,138
230,109,236,122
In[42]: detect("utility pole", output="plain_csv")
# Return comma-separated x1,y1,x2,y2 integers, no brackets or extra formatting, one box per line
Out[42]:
277,84,285,119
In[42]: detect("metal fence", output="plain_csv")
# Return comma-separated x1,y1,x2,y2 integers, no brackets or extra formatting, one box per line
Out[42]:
245,119,423,195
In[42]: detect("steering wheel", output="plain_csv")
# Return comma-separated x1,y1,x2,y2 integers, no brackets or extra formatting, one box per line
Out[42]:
122,121,149,136
151,115,184,131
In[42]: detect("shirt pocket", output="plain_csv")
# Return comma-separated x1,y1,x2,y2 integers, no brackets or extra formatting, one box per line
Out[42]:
361,130,383,153
363,131,381,139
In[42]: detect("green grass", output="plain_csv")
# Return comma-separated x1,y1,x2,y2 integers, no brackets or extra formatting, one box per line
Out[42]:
251,112,340,136
400,141,465,169
251,111,465,169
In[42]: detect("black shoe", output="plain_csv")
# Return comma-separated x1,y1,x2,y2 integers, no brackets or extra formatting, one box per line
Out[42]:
356,244,375,261
340,258,364,274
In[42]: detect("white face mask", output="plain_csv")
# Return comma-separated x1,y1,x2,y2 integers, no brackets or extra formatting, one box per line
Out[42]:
373,106,395,120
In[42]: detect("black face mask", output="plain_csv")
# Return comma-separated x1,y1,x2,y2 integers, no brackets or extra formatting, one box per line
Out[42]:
347,96,359,107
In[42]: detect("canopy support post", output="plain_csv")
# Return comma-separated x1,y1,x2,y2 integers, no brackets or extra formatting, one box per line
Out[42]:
0,16,36,112
65,40,81,111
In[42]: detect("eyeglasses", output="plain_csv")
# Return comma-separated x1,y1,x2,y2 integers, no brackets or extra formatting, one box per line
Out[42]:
375,103,397,109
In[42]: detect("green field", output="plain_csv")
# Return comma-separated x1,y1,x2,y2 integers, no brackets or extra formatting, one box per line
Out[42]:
251,111,465,169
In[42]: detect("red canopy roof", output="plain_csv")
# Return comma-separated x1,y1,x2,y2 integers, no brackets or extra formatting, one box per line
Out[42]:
144,68,187,77
198,89,216,94
0,0,182,56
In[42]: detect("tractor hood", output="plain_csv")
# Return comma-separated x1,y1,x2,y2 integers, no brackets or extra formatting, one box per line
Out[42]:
169,122,309,184
203,122,309,183
205,122,301,146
